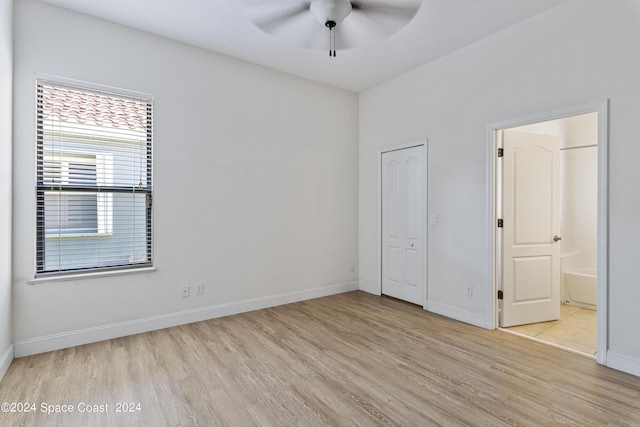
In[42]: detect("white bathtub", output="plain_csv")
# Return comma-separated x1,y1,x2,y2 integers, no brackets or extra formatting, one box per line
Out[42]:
563,268,597,310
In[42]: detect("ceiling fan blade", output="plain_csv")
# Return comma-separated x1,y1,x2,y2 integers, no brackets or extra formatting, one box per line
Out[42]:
346,0,421,43
350,0,421,23
250,2,312,35
242,0,421,52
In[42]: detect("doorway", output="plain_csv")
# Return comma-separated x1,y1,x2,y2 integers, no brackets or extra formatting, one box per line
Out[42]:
489,102,608,364
380,144,426,306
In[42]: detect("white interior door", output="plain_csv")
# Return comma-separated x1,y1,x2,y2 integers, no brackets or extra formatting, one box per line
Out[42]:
382,146,425,306
500,131,561,327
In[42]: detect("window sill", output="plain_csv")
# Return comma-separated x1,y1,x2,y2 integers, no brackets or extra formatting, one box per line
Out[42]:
28,266,156,285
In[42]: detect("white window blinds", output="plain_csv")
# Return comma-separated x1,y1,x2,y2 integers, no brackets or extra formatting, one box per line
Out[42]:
36,79,153,276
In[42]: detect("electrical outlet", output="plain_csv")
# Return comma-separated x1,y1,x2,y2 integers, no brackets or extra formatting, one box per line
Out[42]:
181,285,190,298
195,282,204,295
349,263,355,272
465,285,473,297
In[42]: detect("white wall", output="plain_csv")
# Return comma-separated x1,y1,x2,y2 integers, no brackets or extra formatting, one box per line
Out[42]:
0,0,14,380
12,0,359,355
359,0,640,375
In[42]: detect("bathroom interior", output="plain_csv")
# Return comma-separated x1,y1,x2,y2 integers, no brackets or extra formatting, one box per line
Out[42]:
505,112,598,357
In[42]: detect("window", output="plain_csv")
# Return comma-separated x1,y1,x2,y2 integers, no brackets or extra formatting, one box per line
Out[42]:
36,78,153,276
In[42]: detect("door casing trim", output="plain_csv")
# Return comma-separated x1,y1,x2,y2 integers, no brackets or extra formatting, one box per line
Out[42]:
486,100,608,365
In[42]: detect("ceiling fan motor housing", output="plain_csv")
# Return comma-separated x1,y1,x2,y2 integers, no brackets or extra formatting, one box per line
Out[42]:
310,0,352,28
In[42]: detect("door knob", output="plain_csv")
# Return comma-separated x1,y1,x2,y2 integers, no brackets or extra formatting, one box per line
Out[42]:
553,235,562,242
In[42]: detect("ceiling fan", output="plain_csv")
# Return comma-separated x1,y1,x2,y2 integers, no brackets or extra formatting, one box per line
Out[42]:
242,0,422,57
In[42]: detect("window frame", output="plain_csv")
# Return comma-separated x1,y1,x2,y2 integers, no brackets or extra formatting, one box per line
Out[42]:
35,76,154,278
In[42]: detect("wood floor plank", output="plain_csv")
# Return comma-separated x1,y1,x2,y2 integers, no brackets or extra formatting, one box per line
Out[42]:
1,291,639,426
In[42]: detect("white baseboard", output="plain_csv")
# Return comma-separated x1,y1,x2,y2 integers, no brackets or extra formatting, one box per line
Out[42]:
358,280,379,295
14,281,359,357
0,343,14,382
606,350,640,377
426,300,490,329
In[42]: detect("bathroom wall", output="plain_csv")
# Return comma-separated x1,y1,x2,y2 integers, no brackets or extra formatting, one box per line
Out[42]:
561,114,598,270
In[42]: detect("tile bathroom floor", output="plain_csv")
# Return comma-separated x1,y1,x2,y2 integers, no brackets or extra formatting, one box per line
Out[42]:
503,304,597,356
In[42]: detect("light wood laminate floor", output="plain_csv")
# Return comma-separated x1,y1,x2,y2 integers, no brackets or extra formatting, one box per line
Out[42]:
1,291,639,426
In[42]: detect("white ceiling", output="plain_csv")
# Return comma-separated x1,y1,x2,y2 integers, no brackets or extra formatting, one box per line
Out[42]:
39,0,568,93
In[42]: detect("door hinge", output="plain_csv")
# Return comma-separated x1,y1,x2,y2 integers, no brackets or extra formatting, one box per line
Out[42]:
497,290,504,300
497,218,503,228
497,148,504,157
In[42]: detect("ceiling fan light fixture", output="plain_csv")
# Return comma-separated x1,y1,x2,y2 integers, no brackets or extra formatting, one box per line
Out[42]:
310,0,352,28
